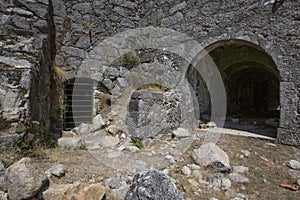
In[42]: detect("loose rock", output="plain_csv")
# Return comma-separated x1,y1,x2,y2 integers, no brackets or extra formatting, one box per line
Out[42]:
172,127,191,139
45,164,65,178
125,170,184,200
181,166,191,175
228,172,249,183
287,160,300,170
233,166,249,174
192,143,230,168
43,183,106,200
5,158,48,200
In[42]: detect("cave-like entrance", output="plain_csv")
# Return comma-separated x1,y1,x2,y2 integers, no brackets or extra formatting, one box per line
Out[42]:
63,78,94,130
189,39,280,137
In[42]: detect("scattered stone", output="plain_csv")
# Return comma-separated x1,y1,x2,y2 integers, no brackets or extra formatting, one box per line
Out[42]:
77,123,91,136
181,166,191,175
288,169,300,179
198,179,209,188
233,166,249,173
0,134,21,149
297,179,300,186
172,127,191,139
93,114,105,131
192,170,202,179
192,143,230,168
107,125,121,135
221,177,231,191
264,142,277,147
107,151,122,159
0,191,8,200
206,173,223,188
58,137,84,149
125,170,184,200
162,169,169,175
5,158,48,200
126,146,140,153
100,136,120,148
231,193,247,200
228,172,249,183
189,163,201,170
0,161,5,174
240,150,250,157
105,177,123,189
210,198,219,200
207,121,217,128
165,155,175,164
43,183,106,200
45,164,65,178
287,160,300,170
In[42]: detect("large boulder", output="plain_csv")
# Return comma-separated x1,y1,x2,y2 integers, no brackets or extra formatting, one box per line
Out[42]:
5,158,48,200
192,143,230,169
43,183,106,200
125,170,184,200
126,90,181,140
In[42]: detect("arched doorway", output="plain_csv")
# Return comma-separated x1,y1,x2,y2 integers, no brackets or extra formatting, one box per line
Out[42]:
188,39,280,137
63,78,94,130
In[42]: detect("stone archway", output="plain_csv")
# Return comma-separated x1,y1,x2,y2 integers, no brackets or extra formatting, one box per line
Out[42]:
201,39,280,137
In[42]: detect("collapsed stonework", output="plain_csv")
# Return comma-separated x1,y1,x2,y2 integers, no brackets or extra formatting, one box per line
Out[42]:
0,0,299,145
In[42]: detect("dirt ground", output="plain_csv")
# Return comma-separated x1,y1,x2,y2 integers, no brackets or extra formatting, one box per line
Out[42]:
1,133,299,200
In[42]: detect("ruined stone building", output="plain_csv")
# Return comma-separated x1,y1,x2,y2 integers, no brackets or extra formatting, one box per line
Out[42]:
0,0,299,146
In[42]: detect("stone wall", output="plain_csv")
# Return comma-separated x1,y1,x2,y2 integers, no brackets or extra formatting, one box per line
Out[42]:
0,0,55,144
0,0,299,145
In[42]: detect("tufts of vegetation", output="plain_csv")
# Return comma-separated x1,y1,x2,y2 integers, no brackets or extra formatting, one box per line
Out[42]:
123,52,140,69
137,83,163,93
131,136,144,149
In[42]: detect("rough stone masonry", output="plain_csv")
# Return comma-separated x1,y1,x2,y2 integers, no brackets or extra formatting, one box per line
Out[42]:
0,0,299,145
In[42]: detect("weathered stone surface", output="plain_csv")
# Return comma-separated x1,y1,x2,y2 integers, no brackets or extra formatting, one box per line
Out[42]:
287,160,300,170
107,124,121,135
45,164,65,178
58,137,84,149
233,166,249,174
125,170,184,200
93,114,105,131
192,143,230,168
5,158,48,200
0,191,8,200
228,173,249,183
43,183,106,200
181,166,191,175
172,127,191,139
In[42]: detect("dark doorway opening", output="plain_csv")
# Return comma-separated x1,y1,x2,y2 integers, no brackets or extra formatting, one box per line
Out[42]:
63,78,93,130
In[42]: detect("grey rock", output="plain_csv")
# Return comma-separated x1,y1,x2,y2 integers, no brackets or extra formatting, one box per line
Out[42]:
77,123,91,136
206,173,223,188
76,36,91,49
117,78,128,88
172,127,191,139
287,160,300,170
105,177,123,189
5,158,48,200
107,125,121,135
62,47,86,59
125,170,184,200
288,169,300,179
169,2,187,14
107,151,122,159
45,164,65,178
72,3,92,14
52,0,66,17
93,114,105,131
58,137,84,149
297,179,300,186
192,143,230,168
43,183,106,200
126,146,140,153
181,166,191,175
228,173,249,183
12,8,33,17
165,155,175,164
233,166,249,173
240,150,250,157
103,79,113,90
0,191,8,200
0,134,21,149
221,177,231,191
192,170,202,179
0,161,5,174
99,136,120,148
